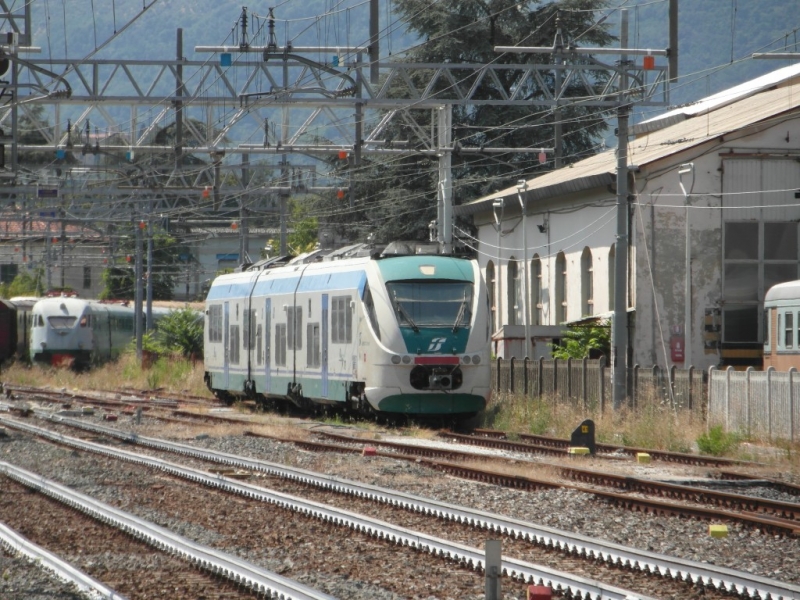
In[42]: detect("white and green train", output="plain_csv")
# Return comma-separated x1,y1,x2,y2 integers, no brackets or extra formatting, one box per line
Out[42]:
203,244,492,418
30,297,172,368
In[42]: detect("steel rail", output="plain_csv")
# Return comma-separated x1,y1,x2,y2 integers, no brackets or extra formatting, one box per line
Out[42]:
0,521,127,600
0,460,336,600
1,416,649,600
6,414,799,600
470,428,758,467
319,431,800,523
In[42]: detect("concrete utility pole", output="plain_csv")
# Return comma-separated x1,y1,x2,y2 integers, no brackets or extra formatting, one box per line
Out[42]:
612,10,631,411
496,10,669,409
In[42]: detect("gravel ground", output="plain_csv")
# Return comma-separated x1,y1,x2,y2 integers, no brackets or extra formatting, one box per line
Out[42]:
2,411,800,599
0,553,93,600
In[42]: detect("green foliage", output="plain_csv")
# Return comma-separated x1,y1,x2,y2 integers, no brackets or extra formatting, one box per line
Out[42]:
550,321,611,360
154,308,204,358
0,268,45,298
287,199,319,255
100,227,180,300
697,425,741,456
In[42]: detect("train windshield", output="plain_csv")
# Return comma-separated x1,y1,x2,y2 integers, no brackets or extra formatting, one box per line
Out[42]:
48,316,77,329
387,281,473,330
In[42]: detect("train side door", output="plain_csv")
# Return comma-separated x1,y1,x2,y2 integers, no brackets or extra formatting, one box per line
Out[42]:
223,301,230,388
264,298,271,393
322,294,329,397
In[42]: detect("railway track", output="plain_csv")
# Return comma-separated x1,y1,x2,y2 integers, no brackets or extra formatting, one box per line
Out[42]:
0,468,320,600
306,430,800,534
468,428,760,468
4,413,799,600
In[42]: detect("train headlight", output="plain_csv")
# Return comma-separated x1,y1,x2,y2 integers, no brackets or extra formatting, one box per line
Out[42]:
391,355,401,364
401,355,412,364
472,355,481,364
462,355,471,364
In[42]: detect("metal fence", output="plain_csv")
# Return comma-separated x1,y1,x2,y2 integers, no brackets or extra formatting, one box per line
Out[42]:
491,357,705,413
708,367,800,443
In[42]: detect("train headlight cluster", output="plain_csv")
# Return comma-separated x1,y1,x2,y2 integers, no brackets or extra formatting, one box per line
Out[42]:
462,355,482,364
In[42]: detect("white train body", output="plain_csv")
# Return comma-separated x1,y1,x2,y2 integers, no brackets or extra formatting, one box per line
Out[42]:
204,249,492,417
29,297,170,367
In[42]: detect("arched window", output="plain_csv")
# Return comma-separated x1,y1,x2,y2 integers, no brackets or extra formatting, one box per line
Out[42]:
581,247,593,317
608,244,616,311
507,258,522,326
531,255,541,326
486,261,496,334
556,252,567,323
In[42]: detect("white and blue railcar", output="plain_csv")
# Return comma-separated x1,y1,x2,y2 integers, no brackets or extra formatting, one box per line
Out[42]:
30,297,171,367
204,245,491,417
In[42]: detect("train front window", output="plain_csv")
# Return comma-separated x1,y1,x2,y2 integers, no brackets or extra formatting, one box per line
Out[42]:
48,316,77,329
386,281,473,330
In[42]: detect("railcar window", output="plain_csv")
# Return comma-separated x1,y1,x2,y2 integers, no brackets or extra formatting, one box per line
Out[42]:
275,324,287,366
332,295,353,343
307,323,321,367
208,305,223,342
764,309,771,352
386,281,473,330
363,286,380,341
785,312,794,349
287,307,303,350
256,325,263,365
48,316,77,329
244,309,256,349
229,325,240,364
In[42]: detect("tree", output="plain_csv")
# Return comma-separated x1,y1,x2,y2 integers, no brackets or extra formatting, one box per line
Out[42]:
314,0,615,246
550,321,610,360
100,225,181,300
0,268,45,298
154,308,204,358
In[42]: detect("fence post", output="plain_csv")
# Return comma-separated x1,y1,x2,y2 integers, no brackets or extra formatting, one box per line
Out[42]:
553,358,558,400
766,366,774,439
510,357,516,393
790,367,796,444
688,365,694,410
567,357,573,400
582,357,588,411
669,365,677,407
725,366,733,432
707,366,716,432
632,364,640,409
652,364,660,405
496,357,501,392
599,356,606,413
537,356,544,400
746,366,754,436
523,356,529,396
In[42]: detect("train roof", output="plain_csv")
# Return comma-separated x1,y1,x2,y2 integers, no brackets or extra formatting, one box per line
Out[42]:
765,280,800,304
31,296,175,315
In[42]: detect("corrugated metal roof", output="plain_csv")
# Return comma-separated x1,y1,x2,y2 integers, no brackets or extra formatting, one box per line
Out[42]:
633,63,800,135
456,79,800,217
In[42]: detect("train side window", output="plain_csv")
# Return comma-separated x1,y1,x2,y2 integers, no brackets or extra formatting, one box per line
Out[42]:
332,295,353,343
208,305,222,342
307,323,321,367
764,309,771,352
362,286,380,341
287,307,303,350
80,315,88,327
256,325,263,365
244,309,256,349
785,311,794,350
37,315,44,327
777,313,783,350
229,325,240,364
275,324,287,366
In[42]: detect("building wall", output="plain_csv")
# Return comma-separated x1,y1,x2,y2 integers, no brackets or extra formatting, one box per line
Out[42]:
477,113,800,370
0,240,107,298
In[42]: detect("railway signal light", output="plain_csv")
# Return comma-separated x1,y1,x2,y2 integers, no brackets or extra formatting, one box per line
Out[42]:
336,188,345,200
